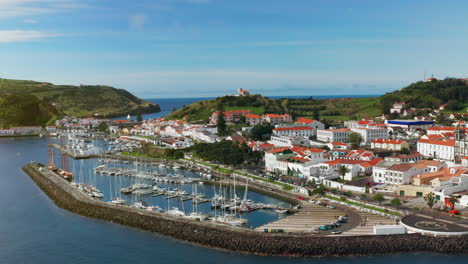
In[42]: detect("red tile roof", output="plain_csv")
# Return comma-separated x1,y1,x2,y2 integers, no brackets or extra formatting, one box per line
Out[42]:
245,114,261,118
418,139,455,147
427,126,456,131
295,117,316,124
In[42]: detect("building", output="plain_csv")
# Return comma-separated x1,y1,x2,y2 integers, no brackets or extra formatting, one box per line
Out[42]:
262,114,292,125
327,142,349,150
294,118,325,133
345,149,375,160
351,127,389,144
210,110,252,124
417,139,455,161
245,114,262,125
371,139,409,151
317,128,351,143
390,102,405,114
373,160,445,185
385,152,423,163
270,135,310,147
427,126,456,135
0,129,14,136
385,120,434,131
272,126,313,137
238,88,250,96
265,146,326,180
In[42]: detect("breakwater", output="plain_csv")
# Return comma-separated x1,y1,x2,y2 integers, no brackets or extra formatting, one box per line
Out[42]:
23,163,468,257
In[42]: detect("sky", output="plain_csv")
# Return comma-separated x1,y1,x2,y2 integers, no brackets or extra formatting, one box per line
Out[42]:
1,0,468,98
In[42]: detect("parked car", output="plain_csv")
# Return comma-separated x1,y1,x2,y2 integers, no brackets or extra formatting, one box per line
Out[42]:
324,224,334,229
318,225,329,230
331,230,342,234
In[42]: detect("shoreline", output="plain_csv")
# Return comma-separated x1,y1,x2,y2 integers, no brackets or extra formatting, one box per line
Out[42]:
22,163,468,257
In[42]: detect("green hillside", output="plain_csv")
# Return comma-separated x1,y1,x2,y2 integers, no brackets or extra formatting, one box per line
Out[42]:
0,78,160,127
380,78,468,112
166,94,380,122
0,93,61,128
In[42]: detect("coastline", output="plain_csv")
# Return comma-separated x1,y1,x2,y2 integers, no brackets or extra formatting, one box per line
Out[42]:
22,163,468,257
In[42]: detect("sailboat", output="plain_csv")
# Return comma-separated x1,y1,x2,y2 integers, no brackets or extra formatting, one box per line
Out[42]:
188,183,209,221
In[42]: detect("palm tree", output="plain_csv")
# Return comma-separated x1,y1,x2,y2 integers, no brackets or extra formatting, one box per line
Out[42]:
424,192,436,209
338,165,350,183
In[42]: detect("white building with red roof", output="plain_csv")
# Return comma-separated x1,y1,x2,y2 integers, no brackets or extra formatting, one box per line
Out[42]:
270,135,310,147
371,139,409,151
350,127,389,144
317,128,351,143
262,113,292,125
272,126,313,137
390,102,406,114
244,114,262,125
237,88,250,96
294,117,325,130
345,149,375,161
417,138,455,161
327,142,349,150
427,126,456,135
265,146,326,179
210,110,252,124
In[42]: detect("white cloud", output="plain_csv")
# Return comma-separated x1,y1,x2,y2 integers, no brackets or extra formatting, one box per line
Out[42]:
0,0,81,18
0,30,60,42
23,19,37,23
129,13,148,30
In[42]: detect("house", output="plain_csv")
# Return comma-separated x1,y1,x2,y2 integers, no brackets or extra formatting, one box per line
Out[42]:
327,142,349,150
385,152,423,163
317,159,367,181
417,139,455,161
245,114,262,125
272,126,313,137
10,126,42,135
317,128,351,143
371,139,409,151
345,149,375,161
262,114,292,125
390,102,405,114
439,104,448,111
226,134,246,144
210,110,252,124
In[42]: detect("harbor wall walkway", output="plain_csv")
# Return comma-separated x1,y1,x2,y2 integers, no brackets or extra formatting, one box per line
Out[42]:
23,163,468,257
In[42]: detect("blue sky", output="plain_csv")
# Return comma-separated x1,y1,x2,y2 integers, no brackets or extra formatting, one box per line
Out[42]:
1,0,468,98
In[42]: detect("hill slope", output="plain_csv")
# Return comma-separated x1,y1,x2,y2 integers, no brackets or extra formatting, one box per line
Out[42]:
380,78,468,112
166,94,380,122
0,78,160,127
0,93,62,128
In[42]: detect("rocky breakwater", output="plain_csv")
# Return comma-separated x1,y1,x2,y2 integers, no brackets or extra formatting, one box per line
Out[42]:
23,163,468,257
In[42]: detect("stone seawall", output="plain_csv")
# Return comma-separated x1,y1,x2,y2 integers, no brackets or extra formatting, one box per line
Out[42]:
23,164,468,257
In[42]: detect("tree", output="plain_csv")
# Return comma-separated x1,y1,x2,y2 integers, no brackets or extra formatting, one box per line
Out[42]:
239,115,247,124
373,193,385,206
349,132,363,149
312,185,325,196
391,197,402,207
313,107,320,121
249,124,274,141
400,147,410,155
216,106,228,136
338,165,350,183
136,113,143,122
321,145,330,151
424,192,436,209
97,122,108,132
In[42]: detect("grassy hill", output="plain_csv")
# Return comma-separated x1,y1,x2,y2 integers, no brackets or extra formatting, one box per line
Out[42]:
0,93,62,128
166,94,380,122
380,78,468,112
0,78,160,128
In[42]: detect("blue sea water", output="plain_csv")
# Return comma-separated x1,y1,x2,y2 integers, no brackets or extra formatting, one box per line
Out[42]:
1,97,466,263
